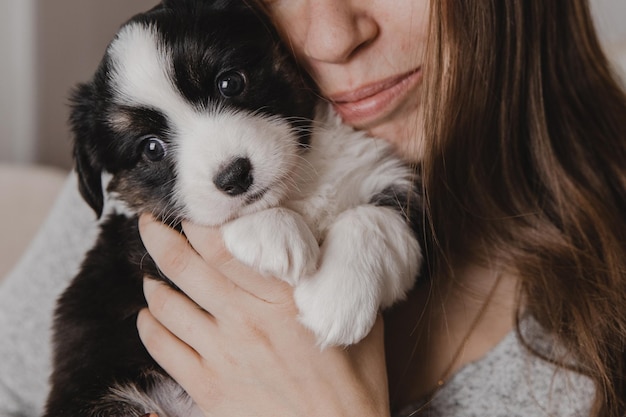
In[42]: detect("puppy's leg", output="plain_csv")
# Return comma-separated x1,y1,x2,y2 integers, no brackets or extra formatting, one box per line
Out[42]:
221,207,320,285
294,205,421,347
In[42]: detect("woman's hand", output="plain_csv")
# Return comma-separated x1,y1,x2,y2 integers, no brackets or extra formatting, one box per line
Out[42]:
137,214,391,417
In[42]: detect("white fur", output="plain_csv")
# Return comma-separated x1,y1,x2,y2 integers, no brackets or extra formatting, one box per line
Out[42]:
109,24,187,114
174,110,300,225
294,205,420,347
223,109,422,347
222,207,320,285
104,375,203,417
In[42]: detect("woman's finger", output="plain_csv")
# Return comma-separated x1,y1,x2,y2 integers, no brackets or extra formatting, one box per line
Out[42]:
138,214,240,317
136,308,207,385
179,221,233,268
137,307,228,410
143,278,217,354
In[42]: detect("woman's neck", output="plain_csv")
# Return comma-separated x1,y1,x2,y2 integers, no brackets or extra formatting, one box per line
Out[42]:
384,263,519,408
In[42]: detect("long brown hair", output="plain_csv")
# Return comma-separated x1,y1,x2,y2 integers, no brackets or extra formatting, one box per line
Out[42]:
421,1,626,415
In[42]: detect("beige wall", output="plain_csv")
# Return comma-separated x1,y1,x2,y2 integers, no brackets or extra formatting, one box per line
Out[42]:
0,0,36,164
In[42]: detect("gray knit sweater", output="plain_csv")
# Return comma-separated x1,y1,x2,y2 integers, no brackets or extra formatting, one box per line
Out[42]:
0,174,595,417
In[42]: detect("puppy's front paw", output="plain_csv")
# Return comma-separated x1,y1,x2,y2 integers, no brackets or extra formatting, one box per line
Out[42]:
222,208,319,285
293,266,379,348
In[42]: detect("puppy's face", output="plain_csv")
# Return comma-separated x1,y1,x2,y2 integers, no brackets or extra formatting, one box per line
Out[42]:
72,0,315,225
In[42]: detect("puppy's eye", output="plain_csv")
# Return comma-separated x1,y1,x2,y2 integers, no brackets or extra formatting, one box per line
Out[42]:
217,70,246,98
141,136,167,162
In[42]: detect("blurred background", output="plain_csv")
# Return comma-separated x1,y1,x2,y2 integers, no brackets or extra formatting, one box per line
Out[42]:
0,0,157,169
0,0,625,170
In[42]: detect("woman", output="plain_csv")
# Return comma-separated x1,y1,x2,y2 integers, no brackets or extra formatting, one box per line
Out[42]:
0,0,624,416
136,0,626,416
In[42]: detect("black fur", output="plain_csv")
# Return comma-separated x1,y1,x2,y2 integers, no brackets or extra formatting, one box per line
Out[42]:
44,215,160,416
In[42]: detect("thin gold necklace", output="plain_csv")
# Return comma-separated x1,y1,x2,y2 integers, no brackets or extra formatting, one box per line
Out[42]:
435,273,502,387
409,273,503,415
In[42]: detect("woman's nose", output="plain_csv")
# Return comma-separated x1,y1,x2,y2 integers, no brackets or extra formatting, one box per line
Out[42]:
303,1,378,64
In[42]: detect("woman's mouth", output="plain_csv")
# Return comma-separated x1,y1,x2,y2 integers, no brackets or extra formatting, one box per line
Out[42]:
329,68,422,127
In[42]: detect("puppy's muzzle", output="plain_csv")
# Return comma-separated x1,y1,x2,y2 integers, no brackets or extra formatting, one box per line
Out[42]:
213,157,254,196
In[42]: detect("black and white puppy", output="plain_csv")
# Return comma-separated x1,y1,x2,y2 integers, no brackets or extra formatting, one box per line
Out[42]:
44,0,422,415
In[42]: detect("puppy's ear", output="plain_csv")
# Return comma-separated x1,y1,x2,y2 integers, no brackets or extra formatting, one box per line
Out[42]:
69,83,105,218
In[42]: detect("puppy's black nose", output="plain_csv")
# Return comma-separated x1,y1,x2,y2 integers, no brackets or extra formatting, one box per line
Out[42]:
213,157,253,196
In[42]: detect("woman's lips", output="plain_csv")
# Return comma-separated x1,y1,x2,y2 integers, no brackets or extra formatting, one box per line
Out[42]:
329,68,422,127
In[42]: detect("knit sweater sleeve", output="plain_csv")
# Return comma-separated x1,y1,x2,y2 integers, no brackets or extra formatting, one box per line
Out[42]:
0,173,99,417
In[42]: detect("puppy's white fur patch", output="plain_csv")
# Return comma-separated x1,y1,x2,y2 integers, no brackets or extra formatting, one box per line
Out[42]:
174,110,300,225
109,23,184,113
104,375,203,417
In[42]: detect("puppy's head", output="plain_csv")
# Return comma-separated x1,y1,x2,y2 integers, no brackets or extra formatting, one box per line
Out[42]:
71,0,316,224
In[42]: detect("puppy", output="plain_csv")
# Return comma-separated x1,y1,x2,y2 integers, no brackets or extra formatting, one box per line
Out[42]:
44,0,422,415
